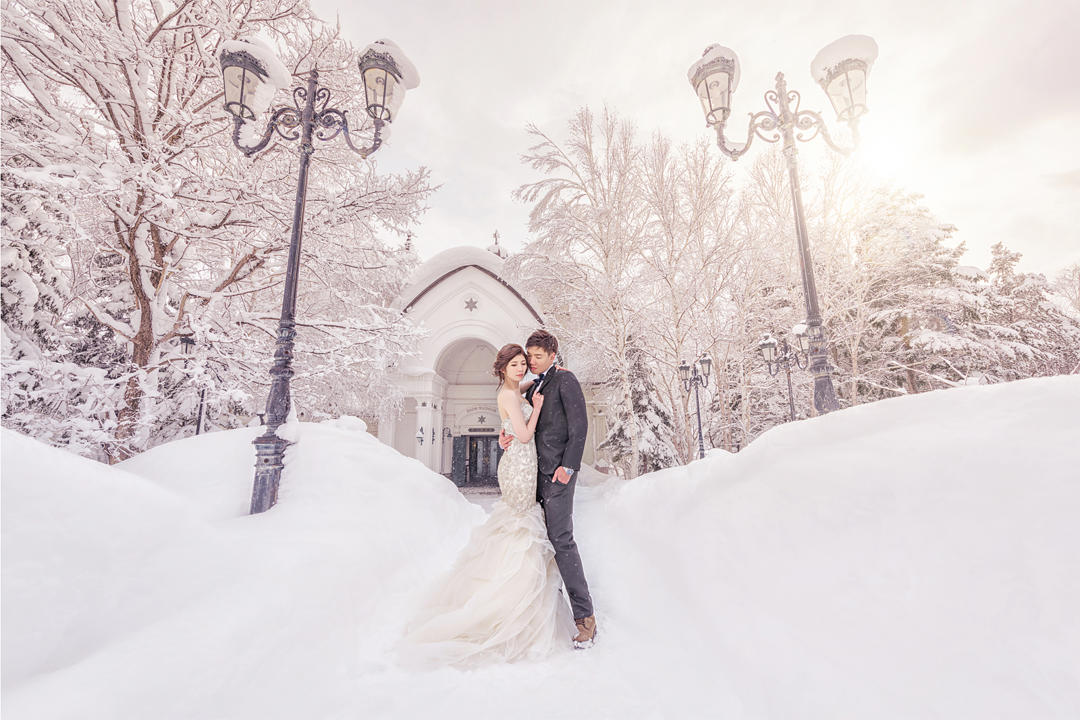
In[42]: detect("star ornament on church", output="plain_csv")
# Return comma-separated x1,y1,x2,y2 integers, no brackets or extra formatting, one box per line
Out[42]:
464,297,478,311
477,415,486,424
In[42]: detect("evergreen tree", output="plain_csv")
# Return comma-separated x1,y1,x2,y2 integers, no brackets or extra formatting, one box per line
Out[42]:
599,339,680,475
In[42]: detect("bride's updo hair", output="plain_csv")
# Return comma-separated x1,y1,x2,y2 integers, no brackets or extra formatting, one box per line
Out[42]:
493,343,526,385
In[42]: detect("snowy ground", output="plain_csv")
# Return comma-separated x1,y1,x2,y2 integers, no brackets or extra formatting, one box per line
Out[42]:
3,377,1079,719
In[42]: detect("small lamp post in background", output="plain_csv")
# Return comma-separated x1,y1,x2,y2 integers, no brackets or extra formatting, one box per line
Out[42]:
416,427,424,446
178,334,206,435
218,38,419,514
687,35,878,416
678,354,712,460
759,326,810,423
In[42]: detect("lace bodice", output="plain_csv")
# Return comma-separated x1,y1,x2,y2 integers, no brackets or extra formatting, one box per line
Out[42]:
501,402,533,436
499,403,538,513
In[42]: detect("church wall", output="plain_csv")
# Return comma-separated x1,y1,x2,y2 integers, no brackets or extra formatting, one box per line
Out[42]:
384,251,612,477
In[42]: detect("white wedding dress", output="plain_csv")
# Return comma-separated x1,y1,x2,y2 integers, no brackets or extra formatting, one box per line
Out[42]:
400,403,574,668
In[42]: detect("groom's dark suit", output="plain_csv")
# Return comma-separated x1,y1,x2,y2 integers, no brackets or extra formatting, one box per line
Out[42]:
526,366,594,620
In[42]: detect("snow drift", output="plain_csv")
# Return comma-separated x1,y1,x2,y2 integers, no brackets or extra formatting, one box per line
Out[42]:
3,377,1078,719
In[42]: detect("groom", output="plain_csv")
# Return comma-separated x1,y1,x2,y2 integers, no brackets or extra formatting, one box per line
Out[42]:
500,329,597,649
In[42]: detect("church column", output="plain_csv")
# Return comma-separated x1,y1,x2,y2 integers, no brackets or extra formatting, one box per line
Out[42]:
432,402,444,474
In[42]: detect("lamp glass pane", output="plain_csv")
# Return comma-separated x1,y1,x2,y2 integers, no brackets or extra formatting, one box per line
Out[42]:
697,71,731,125
700,356,712,377
678,363,691,382
826,68,867,121
222,65,262,119
363,67,403,121
362,67,387,119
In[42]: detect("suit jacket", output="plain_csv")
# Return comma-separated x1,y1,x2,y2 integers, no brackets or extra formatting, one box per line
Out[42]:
525,366,588,476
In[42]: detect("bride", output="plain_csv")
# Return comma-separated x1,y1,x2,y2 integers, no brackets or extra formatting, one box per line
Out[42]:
400,344,575,668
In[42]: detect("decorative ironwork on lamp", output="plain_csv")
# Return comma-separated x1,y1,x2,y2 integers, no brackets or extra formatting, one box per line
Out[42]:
218,38,419,514
687,36,878,415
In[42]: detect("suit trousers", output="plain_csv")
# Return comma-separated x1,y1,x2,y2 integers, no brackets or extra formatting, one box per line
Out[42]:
537,470,594,620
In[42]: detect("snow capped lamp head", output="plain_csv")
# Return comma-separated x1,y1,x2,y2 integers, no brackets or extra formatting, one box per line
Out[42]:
758,335,778,364
792,324,811,354
678,360,692,383
179,334,195,355
358,39,420,123
810,35,878,124
219,44,276,121
699,354,712,379
688,45,741,126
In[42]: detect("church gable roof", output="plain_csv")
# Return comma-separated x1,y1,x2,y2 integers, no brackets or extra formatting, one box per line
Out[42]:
396,247,543,323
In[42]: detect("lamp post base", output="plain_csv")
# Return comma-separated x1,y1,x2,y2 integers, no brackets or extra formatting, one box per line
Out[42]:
812,373,840,414
252,432,288,514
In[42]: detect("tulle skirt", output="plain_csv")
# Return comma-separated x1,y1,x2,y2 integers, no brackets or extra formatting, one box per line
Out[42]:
399,500,575,669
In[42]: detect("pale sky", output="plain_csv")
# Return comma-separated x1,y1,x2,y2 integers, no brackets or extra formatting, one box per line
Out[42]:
314,0,1080,277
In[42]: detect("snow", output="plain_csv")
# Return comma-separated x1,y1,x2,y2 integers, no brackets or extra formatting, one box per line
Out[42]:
811,34,879,84
361,39,420,90
687,43,741,93
395,245,512,310
4,375,1080,719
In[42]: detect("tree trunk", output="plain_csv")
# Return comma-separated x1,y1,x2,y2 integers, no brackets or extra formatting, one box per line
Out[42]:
620,361,639,478
111,222,155,463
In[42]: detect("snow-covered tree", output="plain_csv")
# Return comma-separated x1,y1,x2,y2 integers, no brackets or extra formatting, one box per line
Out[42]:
1053,263,1080,314
515,105,1079,468
598,337,679,476
508,107,652,475
636,135,743,460
2,0,432,460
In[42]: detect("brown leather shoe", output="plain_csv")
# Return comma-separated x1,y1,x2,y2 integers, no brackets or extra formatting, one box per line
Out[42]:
573,615,597,649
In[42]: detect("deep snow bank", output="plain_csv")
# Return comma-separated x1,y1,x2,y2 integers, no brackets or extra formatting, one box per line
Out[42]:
3,377,1078,720
2,419,482,720
575,375,1080,718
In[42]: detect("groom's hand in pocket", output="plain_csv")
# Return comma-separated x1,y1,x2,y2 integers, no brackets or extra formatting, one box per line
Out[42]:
498,430,512,451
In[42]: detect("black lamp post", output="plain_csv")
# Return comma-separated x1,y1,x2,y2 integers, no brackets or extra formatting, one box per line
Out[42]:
758,330,810,423
688,36,878,415
178,334,206,435
678,355,712,460
219,39,419,514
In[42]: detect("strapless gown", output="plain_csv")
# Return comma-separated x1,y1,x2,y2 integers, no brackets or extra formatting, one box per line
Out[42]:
400,403,574,668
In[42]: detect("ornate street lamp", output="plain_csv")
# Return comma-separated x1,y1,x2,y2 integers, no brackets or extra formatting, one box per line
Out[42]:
758,329,809,423
688,36,877,415
416,427,424,446
678,354,712,460
219,38,419,514
178,334,206,435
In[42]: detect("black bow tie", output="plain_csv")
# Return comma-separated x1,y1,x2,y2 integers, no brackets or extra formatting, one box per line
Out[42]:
535,371,546,383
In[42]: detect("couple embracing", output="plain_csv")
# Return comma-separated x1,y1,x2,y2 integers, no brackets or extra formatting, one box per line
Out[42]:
402,330,597,668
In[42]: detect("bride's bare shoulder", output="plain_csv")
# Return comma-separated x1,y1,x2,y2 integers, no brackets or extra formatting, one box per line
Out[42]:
496,387,517,414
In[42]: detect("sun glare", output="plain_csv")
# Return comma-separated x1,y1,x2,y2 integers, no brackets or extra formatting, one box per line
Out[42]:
851,114,916,186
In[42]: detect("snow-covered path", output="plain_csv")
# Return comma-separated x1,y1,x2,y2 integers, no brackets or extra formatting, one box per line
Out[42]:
3,377,1079,719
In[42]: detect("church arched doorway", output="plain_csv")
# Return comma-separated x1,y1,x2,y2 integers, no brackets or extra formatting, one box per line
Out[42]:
435,338,503,486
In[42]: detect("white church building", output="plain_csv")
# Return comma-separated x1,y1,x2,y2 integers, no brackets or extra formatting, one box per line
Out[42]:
374,244,608,485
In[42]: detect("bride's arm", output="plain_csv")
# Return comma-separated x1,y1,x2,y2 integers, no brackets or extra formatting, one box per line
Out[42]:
500,389,542,443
